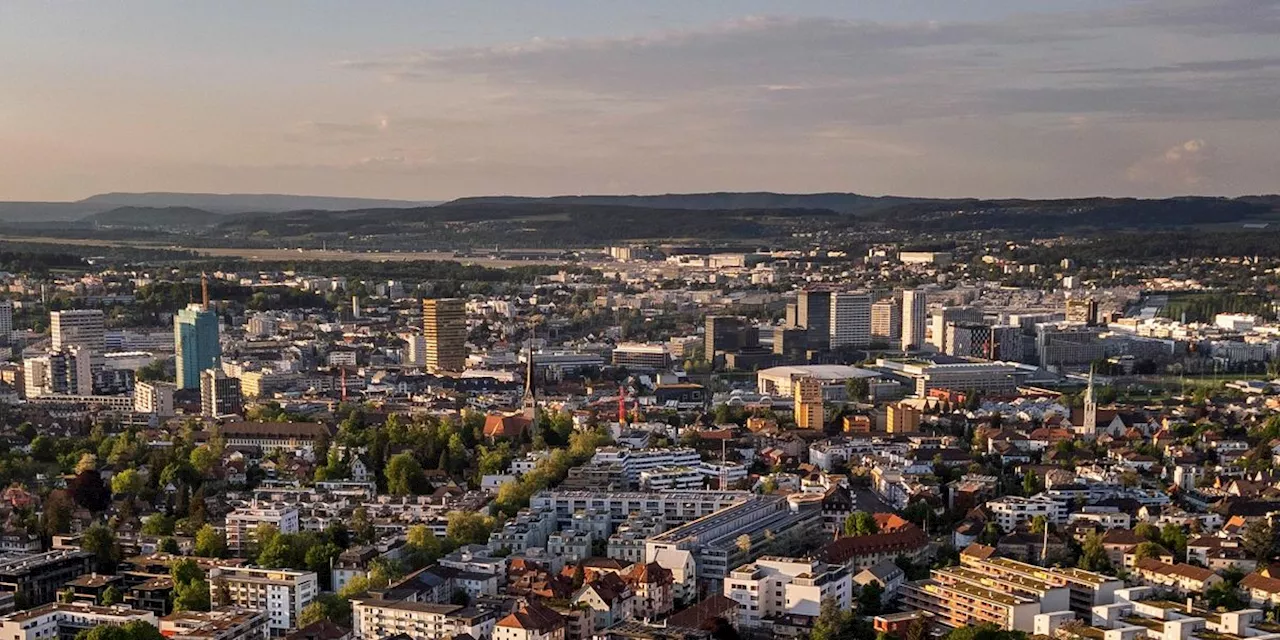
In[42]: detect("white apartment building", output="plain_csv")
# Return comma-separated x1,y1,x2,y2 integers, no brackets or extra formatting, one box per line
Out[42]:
159,606,269,640
987,496,1062,531
352,600,496,640
0,603,156,640
640,467,705,491
901,290,927,351
134,380,177,416
207,566,317,634
225,506,300,554
51,309,106,355
830,292,872,349
530,490,752,529
547,530,592,563
590,447,702,486
724,556,852,629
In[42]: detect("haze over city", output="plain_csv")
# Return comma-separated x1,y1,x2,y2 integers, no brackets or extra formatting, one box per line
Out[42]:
2,0,1278,201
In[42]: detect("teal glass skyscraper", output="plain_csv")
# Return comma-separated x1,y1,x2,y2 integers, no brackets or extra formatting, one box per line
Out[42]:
175,276,221,389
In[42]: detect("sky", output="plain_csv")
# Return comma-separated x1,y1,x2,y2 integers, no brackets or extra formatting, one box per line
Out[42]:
1,0,1277,202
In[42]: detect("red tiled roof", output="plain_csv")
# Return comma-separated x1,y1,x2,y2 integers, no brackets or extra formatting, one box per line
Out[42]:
484,415,532,439
820,524,928,564
497,603,565,631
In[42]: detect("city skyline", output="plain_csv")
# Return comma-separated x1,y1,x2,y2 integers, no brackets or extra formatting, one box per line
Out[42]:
2,0,1277,202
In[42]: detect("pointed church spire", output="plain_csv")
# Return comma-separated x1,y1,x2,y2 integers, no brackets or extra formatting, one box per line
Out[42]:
522,321,537,420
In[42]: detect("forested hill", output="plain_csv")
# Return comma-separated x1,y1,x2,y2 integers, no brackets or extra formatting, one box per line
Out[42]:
444,191,925,214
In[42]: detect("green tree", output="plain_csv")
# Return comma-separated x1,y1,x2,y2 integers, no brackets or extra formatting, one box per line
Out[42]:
1132,541,1165,563
108,468,142,496
189,446,217,475
1244,519,1276,562
1134,522,1161,542
171,559,203,586
101,585,123,606
1022,471,1041,496
299,601,330,627
194,524,227,558
858,582,884,615
1079,531,1112,572
385,453,426,496
445,511,494,547
82,524,120,572
811,597,859,640
350,507,375,544
173,579,212,612
1030,515,1048,534
405,525,443,569
844,511,880,537
1161,524,1188,558
141,513,175,536
1204,580,1245,610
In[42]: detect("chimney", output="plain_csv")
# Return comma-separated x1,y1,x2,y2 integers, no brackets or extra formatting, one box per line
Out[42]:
201,272,210,311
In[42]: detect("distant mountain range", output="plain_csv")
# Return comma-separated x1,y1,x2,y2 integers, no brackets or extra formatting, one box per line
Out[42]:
0,192,435,222
1,191,1277,249
445,191,924,214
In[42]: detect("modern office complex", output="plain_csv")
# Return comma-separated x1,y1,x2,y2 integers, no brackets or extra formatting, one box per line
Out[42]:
175,302,221,389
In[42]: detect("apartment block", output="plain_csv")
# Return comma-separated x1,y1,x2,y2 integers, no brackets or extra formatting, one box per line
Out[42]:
0,550,95,606
0,603,155,640
159,606,269,640
226,505,300,554
724,556,852,629
958,545,1120,614
987,496,1063,531
352,600,496,640
207,566,317,633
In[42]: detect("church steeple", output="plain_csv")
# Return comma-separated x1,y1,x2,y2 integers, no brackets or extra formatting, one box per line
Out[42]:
1082,366,1098,436
522,324,537,421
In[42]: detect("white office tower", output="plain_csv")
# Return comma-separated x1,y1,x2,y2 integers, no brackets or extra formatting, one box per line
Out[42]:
50,309,106,355
901,290,927,351
830,292,873,349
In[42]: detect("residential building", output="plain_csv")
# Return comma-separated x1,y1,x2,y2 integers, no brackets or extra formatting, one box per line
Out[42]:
987,496,1062,531
886,403,921,434
830,292,872,349
133,380,177,417
531,490,752,530
1131,559,1222,595
216,422,335,453
207,566,317,634
423,298,467,373
0,550,95,606
351,600,496,640
160,606,269,640
901,290,927,351
493,602,565,640
590,448,703,487
0,603,155,640
957,545,1120,614
51,309,106,356
226,505,301,554
793,376,824,430
724,556,852,629
871,299,901,342
200,369,242,417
